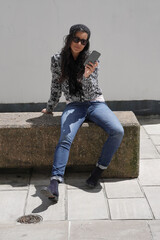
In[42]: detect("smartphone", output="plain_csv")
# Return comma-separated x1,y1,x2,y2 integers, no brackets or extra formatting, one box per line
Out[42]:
84,50,101,66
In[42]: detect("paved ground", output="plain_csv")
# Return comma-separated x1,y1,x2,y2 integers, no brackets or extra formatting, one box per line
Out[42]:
0,116,160,239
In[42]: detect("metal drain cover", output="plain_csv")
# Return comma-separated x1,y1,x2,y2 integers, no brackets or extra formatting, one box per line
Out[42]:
17,214,43,224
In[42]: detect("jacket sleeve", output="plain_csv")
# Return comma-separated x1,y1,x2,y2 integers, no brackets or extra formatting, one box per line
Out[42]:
46,55,62,112
81,60,100,99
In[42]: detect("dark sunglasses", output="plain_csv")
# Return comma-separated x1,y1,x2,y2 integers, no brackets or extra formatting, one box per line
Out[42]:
72,36,88,46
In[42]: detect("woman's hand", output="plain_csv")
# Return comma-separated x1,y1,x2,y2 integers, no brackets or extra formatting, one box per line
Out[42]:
41,108,52,114
84,61,98,78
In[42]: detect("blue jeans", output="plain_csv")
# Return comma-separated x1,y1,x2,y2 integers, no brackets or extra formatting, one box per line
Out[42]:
51,102,124,182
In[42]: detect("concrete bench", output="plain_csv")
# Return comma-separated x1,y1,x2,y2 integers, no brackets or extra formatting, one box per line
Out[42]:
0,112,140,178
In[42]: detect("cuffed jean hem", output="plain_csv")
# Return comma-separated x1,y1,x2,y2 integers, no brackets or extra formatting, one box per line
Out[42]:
96,163,108,170
51,176,64,183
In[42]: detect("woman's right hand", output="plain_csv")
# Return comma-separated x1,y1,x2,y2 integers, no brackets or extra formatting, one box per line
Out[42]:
41,108,52,114
84,61,98,78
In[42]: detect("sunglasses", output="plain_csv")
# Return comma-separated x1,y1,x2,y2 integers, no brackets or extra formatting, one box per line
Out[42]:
72,36,88,46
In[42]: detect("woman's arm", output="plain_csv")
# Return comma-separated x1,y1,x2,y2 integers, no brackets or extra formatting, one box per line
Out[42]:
42,55,62,113
81,61,101,100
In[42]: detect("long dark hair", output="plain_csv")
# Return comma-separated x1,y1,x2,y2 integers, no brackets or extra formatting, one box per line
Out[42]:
60,31,90,95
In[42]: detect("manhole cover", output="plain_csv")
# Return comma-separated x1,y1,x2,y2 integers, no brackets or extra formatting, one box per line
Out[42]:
17,214,43,224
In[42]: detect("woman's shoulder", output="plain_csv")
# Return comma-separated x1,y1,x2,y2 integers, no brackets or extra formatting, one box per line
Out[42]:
51,52,61,60
50,52,62,74
51,52,62,66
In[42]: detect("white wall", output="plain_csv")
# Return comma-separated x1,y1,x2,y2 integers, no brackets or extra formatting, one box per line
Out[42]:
0,0,160,103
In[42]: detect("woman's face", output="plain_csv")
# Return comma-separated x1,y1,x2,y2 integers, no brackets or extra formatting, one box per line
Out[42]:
70,31,88,56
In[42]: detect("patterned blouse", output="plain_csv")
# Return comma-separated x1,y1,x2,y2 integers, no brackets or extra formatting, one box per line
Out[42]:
46,53,103,112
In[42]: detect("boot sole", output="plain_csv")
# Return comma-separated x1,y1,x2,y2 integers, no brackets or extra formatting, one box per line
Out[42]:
40,187,58,202
85,181,97,188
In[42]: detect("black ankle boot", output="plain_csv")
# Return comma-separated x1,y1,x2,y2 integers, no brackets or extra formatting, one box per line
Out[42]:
86,167,103,188
41,179,59,202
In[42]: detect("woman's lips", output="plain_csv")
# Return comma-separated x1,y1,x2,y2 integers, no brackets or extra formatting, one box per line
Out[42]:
74,47,81,51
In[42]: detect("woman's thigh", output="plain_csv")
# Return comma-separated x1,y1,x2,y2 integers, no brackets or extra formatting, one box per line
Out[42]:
87,102,124,135
59,102,87,142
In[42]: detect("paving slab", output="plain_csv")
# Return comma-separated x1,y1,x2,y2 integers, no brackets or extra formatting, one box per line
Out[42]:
30,173,51,186
139,159,160,185
65,173,90,189
143,123,160,135
25,185,66,221
140,138,160,159
0,190,27,223
0,173,29,190
140,126,150,139
108,198,153,219
148,220,160,240
68,188,109,220
104,179,144,198
143,187,160,219
157,146,160,154
150,135,160,146
69,220,152,240
65,173,103,190
0,221,68,240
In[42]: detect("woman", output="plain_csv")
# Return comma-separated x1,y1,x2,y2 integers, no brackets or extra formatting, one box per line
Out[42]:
41,24,124,202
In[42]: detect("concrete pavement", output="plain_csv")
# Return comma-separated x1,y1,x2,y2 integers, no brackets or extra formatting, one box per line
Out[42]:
0,116,160,239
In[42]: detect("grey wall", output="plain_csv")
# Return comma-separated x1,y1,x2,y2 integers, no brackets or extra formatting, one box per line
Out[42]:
0,0,160,104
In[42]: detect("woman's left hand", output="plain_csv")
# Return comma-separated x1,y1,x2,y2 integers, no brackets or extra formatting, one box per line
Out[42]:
84,61,98,78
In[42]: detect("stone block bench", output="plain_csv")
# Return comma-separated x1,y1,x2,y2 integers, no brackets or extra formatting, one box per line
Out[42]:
0,112,140,178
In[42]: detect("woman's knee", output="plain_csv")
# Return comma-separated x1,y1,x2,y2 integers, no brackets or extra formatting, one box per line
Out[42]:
58,135,73,149
111,125,124,139
115,125,124,138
